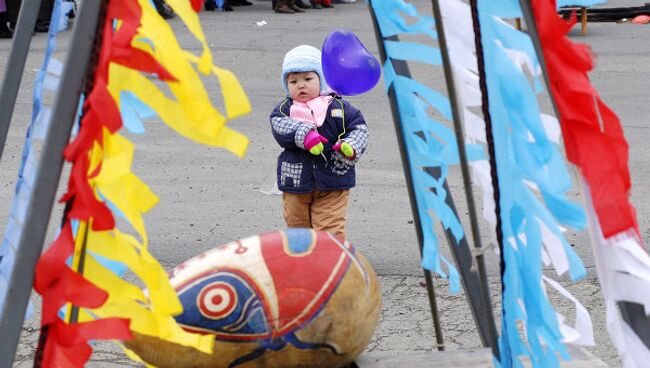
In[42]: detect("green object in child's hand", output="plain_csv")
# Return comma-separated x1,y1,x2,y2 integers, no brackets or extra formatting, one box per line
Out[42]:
309,143,325,155
304,130,328,156
334,141,355,158
339,142,354,158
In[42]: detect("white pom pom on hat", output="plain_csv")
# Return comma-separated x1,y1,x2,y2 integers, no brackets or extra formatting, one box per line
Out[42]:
281,45,330,95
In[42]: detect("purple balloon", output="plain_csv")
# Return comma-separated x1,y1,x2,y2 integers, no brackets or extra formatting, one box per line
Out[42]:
322,30,381,96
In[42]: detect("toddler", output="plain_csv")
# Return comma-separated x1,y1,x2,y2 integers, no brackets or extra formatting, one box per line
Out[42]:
269,45,369,240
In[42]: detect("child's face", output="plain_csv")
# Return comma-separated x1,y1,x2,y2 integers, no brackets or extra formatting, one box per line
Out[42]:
287,71,320,102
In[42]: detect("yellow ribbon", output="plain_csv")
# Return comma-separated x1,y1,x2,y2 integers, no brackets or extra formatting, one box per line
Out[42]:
108,64,249,157
156,0,212,74
89,131,158,246
116,0,251,154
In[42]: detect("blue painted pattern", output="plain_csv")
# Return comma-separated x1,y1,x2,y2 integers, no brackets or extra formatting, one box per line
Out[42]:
176,272,269,338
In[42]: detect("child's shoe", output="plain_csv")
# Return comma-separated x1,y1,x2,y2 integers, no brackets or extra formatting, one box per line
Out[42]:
275,0,295,13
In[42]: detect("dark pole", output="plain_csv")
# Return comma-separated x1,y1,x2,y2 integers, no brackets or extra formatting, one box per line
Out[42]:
466,0,509,365
430,0,500,358
436,177,499,353
68,221,91,324
0,0,44,161
518,0,650,350
0,1,105,366
367,1,445,351
64,0,108,326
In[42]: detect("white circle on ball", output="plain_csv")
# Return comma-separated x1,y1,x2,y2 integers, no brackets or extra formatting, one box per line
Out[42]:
197,282,238,319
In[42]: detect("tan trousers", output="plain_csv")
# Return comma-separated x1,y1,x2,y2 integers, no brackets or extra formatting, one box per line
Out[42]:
283,189,350,240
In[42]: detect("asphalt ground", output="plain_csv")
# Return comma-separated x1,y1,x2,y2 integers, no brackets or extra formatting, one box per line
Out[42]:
1,0,649,366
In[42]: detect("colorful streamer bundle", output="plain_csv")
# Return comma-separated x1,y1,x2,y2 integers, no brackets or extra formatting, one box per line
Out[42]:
0,0,73,321
370,0,498,294
370,1,593,364
437,1,595,366
532,0,650,366
31,0,250,366
474,0,593,366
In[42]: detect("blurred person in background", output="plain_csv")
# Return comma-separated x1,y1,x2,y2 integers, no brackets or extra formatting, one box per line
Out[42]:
272,0,309,14
0,0,58,37
204,0,234,12
0,0,11,39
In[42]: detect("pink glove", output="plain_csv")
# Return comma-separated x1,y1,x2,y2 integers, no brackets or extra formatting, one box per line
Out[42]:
304,130,328,155
333,140,356,159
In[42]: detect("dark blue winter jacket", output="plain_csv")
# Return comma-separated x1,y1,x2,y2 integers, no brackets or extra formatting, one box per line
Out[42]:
269,96,369,194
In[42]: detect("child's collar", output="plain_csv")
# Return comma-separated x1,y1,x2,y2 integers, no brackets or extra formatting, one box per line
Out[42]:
287,92,340,101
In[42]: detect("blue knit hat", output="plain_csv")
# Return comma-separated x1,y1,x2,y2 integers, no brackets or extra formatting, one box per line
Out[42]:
281,45,329,95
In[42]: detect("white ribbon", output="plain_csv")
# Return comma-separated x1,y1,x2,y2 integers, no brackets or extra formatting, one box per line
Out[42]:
583,180,650,367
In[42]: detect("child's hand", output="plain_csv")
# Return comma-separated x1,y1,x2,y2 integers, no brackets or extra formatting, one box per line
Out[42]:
304,130,328,155
333,141,355,159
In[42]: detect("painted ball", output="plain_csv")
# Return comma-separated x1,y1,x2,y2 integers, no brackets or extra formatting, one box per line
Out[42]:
125,228,381,368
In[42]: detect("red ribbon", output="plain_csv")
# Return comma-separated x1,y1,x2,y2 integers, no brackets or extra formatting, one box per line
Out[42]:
107,1,177,81
34,223,109,325
531,0,638,239
41,319,131,368
64,154,115,231
191,0,204,12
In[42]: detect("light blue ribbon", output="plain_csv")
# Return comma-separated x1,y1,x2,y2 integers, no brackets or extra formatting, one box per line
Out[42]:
119,91,157,134
384,41,442,66
0,0,71,318
371,0,437,40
